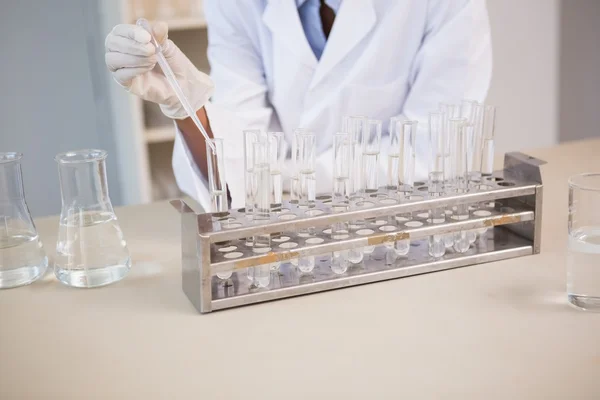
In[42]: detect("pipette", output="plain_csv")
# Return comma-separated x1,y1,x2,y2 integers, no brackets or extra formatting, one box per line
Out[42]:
136,18,216,154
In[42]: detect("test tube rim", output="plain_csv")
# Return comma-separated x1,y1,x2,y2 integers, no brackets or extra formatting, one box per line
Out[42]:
55,149,107,164
0,152,23,164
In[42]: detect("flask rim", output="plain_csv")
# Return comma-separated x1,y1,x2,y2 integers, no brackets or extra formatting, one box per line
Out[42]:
0,152,23,164
55,149,107,164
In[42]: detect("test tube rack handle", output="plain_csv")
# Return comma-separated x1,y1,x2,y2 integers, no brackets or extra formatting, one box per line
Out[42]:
173,152,545,313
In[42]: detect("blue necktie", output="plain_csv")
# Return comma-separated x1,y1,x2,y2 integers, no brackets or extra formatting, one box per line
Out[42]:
300,0,328,60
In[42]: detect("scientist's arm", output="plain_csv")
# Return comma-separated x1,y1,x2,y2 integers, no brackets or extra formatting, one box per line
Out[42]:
171,0,275,208
175,107,213,179
402,0,492,121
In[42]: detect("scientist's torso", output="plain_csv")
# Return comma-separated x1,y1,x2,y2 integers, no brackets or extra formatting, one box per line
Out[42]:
176,0,491,209
227,0,425,150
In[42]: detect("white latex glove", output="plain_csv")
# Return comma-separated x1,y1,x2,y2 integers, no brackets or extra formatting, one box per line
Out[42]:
104,22,214,119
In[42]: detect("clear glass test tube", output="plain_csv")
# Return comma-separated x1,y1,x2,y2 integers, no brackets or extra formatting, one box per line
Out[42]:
481,105,496,177
331,133,351,274
341,116,351,134
460,99,477,124
296,131,316,274
398,120,418,195
347,116,367,197
445,118,467,192
243,130,260,215
387,118,401,192
206,138,228,213
268,132,284,212
468,103,485,184
297,131,316,208
251,139,271,287
443,118,467,249
362,119,382,192
452,122,471,254
290,131,301,203
428,112,446,258
332,133,352,207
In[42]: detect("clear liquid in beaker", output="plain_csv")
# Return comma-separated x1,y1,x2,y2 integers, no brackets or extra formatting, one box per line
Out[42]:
55,211,130,288
0,233,48,288
567,227,600,311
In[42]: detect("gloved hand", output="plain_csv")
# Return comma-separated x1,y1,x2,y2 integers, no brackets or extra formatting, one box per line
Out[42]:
104,22,214,119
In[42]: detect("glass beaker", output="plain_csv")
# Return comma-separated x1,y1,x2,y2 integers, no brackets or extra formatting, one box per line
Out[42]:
0,153,48,288
54,150,130,288
567,173,600,311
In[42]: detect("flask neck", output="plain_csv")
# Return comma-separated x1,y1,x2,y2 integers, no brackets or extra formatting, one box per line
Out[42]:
56,150,112,212
0,154,26,204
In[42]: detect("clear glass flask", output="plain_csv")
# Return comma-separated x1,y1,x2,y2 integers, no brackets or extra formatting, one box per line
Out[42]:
427,113,446,258
0,153,48,289
54,150,130,288
567,173,600,311
251,140,271,287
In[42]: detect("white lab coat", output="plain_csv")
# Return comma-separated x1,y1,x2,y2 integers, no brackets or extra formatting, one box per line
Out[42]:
173,0,492,211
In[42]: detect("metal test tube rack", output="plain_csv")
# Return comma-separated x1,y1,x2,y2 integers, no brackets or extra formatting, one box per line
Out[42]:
173,152,545,314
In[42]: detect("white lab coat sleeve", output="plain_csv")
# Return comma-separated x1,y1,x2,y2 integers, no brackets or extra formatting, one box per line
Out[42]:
403,0,492,117
377,0,493,185
172,1,280,210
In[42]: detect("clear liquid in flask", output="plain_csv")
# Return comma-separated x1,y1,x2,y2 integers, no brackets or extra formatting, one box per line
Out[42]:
55,211,130,288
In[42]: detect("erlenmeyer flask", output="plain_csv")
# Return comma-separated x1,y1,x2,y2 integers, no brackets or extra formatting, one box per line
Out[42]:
54,150,130,288
0,152,48,288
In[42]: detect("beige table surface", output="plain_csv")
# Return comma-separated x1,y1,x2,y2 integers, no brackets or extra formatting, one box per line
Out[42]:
2,139,600,399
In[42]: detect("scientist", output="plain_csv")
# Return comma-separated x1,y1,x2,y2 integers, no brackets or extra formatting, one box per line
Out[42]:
105,0,492,211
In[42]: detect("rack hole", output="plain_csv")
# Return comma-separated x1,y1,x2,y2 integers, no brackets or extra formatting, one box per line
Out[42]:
473,210,492,217
271,236,290,242
218,246,237,253
224,252,243,259
405,221,423,228
379,225,397,232
279,242,298,249
356,229,375,236
379,198,398,205
305,209,325,217
279,213,297,220
253,247,272,254
356,201,375,208
305,237,325,244
497,181,516,187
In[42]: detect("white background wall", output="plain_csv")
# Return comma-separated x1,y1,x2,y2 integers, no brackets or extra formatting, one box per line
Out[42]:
485,0,560,155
